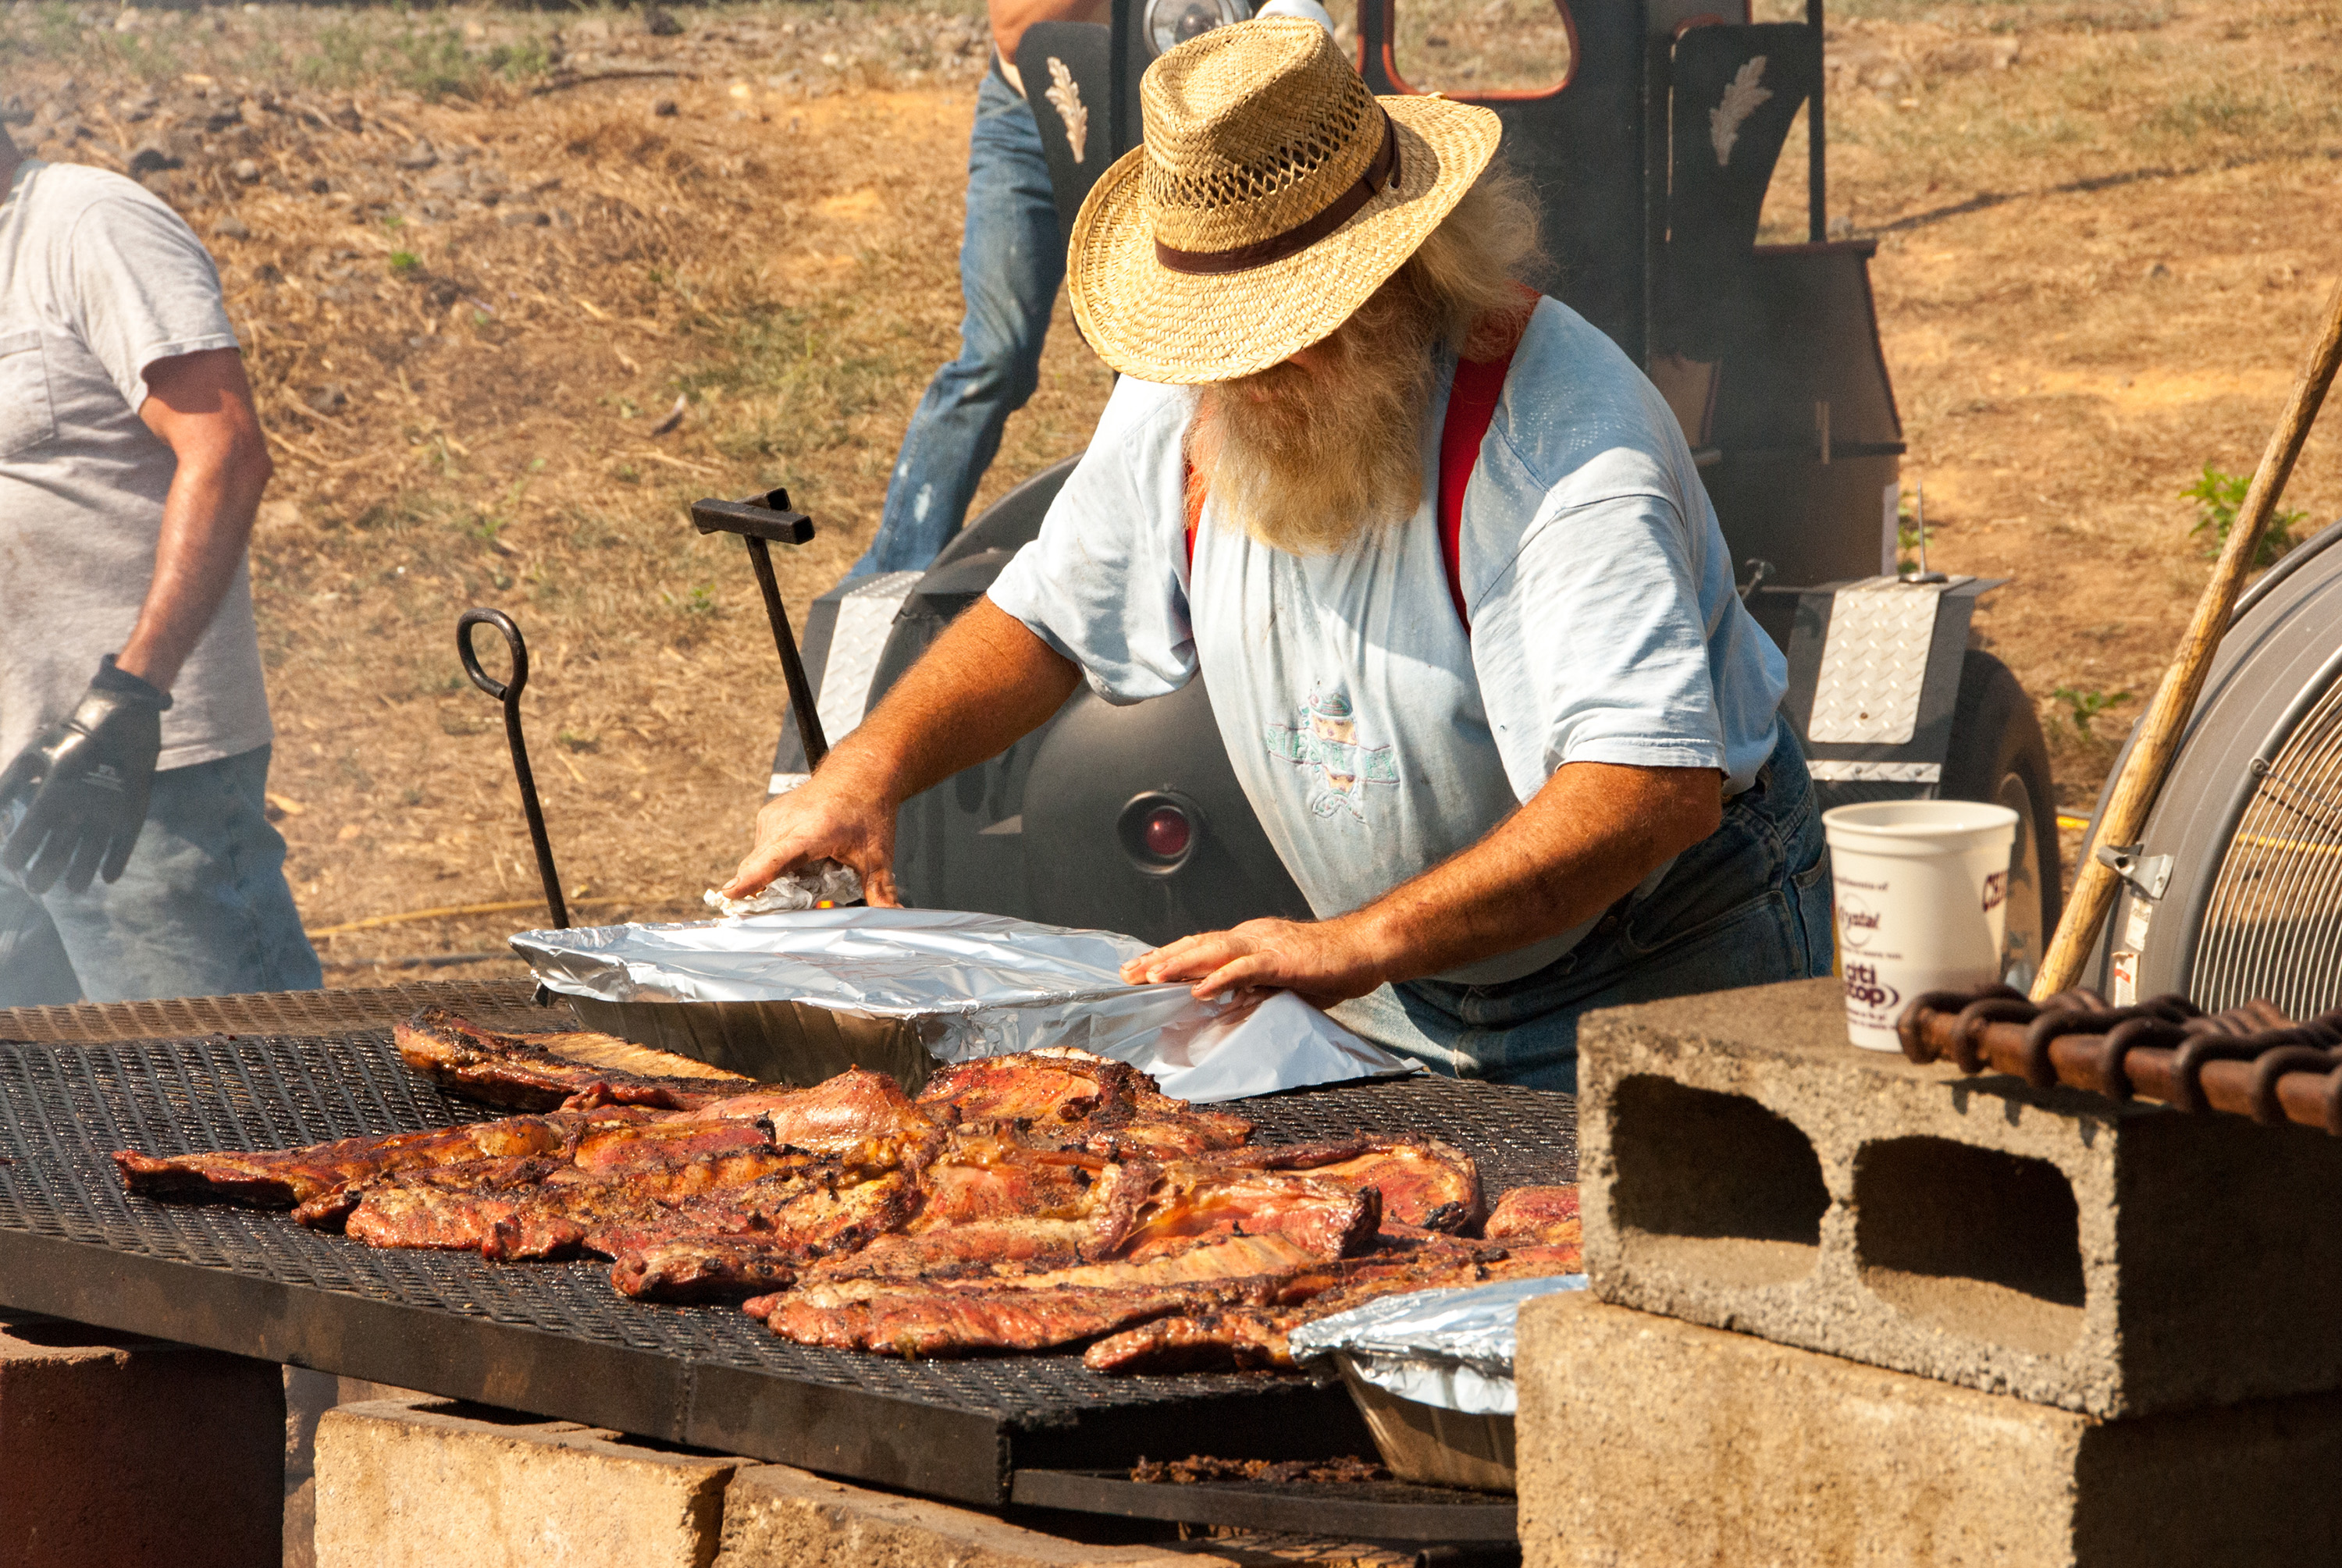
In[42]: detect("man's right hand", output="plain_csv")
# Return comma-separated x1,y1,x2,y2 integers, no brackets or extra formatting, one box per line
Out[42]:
723,768,904,908
0,657,172,896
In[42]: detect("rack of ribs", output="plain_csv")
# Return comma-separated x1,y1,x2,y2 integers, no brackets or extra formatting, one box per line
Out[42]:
395,1008,753,1111
109,1012,1580,1362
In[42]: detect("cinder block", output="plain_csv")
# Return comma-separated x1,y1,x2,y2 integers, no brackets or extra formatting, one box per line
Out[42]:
0,1312,283,1568
314,1397,739,1568
1576,977,2342,1417
713,1463,1225,1568
1516,1292,2342,1568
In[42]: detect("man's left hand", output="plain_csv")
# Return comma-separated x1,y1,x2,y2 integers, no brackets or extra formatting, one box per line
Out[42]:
0,658,169,895
1120,916,1386,1007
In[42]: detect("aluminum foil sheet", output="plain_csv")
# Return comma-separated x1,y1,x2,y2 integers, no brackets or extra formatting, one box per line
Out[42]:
1287,1275,1588,1415
511,908,1418,1103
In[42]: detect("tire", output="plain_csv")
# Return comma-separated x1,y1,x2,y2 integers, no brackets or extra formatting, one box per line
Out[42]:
1938,649,2063,990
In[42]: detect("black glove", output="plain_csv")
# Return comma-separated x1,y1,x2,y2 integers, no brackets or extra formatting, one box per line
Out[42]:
0,656,171,896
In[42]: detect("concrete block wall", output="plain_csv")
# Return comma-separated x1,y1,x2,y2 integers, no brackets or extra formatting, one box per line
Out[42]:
1574,977,2342,1418
1517,1293,2342,1568
0,1312,283,1568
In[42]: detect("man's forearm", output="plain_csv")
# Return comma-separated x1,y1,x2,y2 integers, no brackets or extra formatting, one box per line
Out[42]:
1345,763,1724,983
120,348,273,692
819,597,1081,808
116,455,266,690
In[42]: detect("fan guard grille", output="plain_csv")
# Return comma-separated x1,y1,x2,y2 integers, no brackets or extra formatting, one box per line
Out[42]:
2191,673,2342,1017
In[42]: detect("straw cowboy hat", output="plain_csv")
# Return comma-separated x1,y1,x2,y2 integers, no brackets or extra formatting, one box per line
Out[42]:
1066,16,1502,384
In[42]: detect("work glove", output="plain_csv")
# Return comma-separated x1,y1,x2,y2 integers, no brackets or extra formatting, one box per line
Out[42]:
0,656,170,896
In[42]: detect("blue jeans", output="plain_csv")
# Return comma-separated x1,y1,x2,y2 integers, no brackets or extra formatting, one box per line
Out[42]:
851,71,1062,577
0,745,321,1006
1329,731,1833,1093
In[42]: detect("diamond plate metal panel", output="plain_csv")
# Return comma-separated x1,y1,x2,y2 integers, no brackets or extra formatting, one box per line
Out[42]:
1808,578,1950,745
814,571,923,747
1806,759,1942,783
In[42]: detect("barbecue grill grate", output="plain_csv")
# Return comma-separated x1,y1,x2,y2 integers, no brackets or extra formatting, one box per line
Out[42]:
0,1027,1575,1440
0,980,547,1044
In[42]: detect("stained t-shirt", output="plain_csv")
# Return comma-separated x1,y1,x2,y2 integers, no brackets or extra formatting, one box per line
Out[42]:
0,158,271,772
988,296,1789,983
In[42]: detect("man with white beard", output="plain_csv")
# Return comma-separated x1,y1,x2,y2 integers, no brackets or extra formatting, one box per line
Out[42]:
725,18,1830,1091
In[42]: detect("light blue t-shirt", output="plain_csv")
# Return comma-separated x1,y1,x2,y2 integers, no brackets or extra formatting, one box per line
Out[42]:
988,297,1787,983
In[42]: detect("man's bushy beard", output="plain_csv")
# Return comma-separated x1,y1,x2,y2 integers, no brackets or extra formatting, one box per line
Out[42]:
1187,281,1440,557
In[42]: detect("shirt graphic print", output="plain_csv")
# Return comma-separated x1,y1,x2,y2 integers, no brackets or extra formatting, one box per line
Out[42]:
1263,687,1399,821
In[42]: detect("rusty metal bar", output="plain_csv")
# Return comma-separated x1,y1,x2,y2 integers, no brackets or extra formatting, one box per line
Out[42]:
1898,987,2342,1135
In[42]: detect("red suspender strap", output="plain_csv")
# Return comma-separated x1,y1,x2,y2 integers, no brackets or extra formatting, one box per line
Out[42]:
1184,460,1203,569
1437,345,1515,631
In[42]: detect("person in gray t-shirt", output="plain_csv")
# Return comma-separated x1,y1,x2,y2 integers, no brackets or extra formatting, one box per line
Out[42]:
0,130,318,1006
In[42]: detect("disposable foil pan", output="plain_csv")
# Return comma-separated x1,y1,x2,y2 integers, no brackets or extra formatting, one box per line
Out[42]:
511,908,1418,1101
1288,1275,1588,1493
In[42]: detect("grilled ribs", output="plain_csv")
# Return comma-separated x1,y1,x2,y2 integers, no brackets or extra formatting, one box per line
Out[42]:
112,1015,1566,1371
110,1112,640,1207
1483,1183,1581,1245
395,1008,749,1111
1210,1136,1482,1232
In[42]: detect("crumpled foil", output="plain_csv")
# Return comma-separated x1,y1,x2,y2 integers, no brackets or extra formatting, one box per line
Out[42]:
703,859,864,918
510,907,1419,1103
1286,1275,1589,1415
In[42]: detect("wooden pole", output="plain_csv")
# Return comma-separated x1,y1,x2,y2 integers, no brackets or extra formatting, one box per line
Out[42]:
2034,276,2342,1000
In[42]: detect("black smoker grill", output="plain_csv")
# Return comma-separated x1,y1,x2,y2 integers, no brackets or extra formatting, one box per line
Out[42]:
0,994,1574,1535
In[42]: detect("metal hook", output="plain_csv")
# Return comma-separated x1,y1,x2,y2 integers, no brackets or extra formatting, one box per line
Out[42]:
457,608,570,932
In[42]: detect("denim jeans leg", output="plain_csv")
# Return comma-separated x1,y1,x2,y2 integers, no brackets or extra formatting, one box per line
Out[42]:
852,75,1062,577
14,745,321,1003
0,875,80,1008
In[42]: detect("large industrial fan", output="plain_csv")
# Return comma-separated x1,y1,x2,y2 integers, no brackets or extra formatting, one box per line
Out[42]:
2088,519,2342,1015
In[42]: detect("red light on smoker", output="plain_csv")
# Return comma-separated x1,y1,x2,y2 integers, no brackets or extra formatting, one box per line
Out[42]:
1142,806,1191,859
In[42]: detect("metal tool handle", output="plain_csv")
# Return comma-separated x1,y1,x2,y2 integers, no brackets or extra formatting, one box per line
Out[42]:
689,488,828,768
457,608,571,931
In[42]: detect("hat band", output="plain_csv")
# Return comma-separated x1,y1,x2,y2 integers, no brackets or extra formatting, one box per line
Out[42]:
1153,110,1399,277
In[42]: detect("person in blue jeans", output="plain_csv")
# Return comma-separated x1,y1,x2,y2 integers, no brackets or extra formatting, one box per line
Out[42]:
850,3,1098,578
0,131,319,1007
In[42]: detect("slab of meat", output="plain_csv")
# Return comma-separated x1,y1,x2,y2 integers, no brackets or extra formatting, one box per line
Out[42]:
781,1232,1322,1314
1483,1184,1581,1245
600,1165,920,1264
609,1235,802,1303
569,1116,777,1175
905,1128,1106,1230
762,1279,1279,1358
679,1068,939,1154
1215,1138,1482,1232
917,1047,1254,1157
343,1147,820,1260
1119,1163,1380,1261
395,1008,749,1112
597,1168,924,1300
111,1114,618,1207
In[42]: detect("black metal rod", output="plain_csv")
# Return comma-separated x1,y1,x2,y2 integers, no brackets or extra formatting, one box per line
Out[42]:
1808,0,1828,243
743,535,830,769
457,608,571,930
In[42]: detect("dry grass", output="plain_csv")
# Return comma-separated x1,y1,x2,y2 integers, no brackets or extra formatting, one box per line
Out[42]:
5,2,1114,979
5,0,2340,980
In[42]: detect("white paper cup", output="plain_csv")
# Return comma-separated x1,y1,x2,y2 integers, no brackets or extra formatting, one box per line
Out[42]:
1822,800,2020,1051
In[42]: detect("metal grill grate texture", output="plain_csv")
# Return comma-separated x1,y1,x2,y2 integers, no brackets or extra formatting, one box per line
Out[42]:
2193,674,2342,1018
0,980,548,1044
0,1026,1573,1495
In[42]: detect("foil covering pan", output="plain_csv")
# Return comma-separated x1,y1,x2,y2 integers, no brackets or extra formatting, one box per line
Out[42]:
511,908,1418,1101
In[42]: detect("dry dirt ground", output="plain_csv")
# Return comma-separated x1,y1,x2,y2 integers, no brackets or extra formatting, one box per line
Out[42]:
3,0,2340,982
